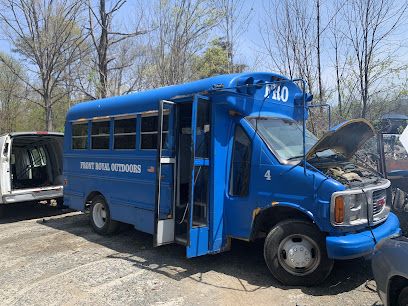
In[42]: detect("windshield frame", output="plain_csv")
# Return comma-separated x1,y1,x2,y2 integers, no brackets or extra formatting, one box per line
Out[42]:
246,116,317,165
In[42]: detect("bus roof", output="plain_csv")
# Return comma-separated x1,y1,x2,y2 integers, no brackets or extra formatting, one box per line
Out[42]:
66,72,303,122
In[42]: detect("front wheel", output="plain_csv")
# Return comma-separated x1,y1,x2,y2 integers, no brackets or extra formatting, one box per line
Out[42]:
90,195,119,235
264,219,334,286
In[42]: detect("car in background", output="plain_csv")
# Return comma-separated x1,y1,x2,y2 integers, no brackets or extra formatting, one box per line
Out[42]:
0,132,64,217
372,236,408,306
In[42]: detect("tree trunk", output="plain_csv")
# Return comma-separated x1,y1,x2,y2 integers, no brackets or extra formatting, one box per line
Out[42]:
45,105,53,131
316,0,323,113
98,0,108,98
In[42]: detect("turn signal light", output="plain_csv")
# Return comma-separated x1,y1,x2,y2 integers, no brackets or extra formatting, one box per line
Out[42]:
335,196,345,224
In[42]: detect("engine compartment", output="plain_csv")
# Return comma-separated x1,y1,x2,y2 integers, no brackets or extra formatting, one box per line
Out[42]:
312,160,381,188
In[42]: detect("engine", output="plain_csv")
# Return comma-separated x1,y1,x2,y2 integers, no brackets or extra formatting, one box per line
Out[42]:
314,161,381,188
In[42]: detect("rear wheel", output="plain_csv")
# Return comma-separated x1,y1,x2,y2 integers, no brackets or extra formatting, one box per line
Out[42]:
398,286,408,306
90,195,119,235
56,198,65,209
264,219,334,286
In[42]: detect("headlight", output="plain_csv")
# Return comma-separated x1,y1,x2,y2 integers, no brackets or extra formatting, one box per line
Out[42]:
332,193,368,226
334,196,345,223
330,180,391,227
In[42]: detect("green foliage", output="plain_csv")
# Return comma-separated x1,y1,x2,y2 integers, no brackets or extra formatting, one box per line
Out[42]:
194,39,229,78
194,38,246,79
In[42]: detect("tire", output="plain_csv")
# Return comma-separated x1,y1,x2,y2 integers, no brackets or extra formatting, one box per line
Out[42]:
0,205,4,218
56,198,65,209
398,286,408,306
89,195,119,235
264,219,334,286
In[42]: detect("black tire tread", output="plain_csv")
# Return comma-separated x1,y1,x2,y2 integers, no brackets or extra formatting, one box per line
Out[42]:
263,219,334,286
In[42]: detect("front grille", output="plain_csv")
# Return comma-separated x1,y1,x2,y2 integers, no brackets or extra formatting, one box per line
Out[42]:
372,189,387,215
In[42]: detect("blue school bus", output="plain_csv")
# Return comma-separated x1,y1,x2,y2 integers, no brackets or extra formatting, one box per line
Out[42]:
63,72,400,286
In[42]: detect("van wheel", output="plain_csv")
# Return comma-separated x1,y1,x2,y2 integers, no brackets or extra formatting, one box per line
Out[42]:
0,206,4,218
398,286,408,306
264,219,334,286
90,195,119,235
56,198,65,209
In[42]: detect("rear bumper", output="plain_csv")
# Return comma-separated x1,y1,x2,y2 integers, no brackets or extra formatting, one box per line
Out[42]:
326,212,401,260
1,186,63,204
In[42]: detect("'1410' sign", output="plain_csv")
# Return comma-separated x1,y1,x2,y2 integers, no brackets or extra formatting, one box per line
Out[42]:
264,85,289,102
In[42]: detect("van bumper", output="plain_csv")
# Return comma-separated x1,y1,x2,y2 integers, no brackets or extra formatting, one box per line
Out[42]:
326,212,401,260
2,187,63,204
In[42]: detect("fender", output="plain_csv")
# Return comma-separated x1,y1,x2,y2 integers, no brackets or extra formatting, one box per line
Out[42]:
250,202,319,241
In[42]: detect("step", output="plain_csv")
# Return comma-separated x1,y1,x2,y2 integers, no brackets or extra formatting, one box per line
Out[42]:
175,235,187,245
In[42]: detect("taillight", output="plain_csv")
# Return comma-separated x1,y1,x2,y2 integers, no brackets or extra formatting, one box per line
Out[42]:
335,196,345,224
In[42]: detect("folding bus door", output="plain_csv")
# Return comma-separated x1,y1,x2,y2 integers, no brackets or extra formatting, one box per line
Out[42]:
154,100,177,246
186,95,211,258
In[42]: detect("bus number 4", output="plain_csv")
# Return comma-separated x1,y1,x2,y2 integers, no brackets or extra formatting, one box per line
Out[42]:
264,170,272,181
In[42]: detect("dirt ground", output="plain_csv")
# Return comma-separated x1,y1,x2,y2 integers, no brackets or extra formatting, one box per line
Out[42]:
0,203,386,306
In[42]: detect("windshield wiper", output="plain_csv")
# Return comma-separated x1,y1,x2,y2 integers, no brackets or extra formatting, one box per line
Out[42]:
287,155,305,160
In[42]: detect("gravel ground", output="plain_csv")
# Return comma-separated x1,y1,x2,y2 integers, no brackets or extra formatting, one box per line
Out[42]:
0,203,385,306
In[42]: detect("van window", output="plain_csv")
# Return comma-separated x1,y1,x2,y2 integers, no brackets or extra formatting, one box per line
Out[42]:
91,120,110,150
140,114,169,150
114,117,136,149
30,147,46,167
229,125,252,196
72,122,88,149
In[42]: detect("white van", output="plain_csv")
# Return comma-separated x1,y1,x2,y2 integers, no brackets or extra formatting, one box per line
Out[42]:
0,132,64,216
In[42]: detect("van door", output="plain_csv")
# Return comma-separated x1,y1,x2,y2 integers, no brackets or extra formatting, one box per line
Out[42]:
0,135,12,196
154,100,177,246
186,95,210,258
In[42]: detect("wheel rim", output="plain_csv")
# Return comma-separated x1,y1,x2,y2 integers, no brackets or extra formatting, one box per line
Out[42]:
277,234,321,276
92,202,107,229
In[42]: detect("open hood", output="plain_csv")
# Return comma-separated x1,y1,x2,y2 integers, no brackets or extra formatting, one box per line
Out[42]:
306,119,376,160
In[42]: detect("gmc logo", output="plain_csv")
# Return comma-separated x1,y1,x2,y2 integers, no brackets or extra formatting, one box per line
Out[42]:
377,198,386,207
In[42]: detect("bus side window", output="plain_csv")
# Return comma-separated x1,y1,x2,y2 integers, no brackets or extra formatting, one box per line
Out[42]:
91,120,110,150
229,125,252,196
140,114,169,150
114,117,136,149
72,122,88,150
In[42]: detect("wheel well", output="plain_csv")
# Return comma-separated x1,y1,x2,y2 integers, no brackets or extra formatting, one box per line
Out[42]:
251,206,316,240
389,276,408,305
84,191,104,211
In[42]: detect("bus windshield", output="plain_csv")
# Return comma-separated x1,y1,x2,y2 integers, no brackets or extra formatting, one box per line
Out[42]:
249,117,318,161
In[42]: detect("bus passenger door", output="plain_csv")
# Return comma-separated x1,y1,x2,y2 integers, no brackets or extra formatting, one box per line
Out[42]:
186,95,210,258
154,100,176,246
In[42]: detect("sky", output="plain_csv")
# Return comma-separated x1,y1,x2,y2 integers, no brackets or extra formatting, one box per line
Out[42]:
0,0,265,68
1,0,407,91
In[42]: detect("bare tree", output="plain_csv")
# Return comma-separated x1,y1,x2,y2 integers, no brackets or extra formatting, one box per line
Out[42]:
316,0,324,103
0,0,85,131
260,0,318,95
343,0,407,118
85,0,147,98
150,0,220,86
0,52,24,133
327,0,351,119
213,0,253,73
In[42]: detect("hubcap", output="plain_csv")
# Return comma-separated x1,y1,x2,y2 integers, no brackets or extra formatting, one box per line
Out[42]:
277,234,320,276
93,202,107,228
